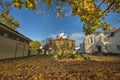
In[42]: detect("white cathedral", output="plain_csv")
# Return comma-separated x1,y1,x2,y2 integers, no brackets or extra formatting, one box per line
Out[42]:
80,28,120,54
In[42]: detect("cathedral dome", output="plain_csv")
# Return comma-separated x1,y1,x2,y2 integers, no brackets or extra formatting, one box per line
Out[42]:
58,32,68,39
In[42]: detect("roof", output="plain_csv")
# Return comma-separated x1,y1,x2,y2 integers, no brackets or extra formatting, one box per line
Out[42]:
53,38,75,42
109,28,120,37
0,22,32,41
114,28,120,34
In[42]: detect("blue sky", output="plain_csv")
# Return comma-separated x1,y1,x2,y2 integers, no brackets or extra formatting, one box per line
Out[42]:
9,6,120,45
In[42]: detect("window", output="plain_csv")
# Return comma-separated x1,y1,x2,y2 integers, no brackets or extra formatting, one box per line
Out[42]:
116,45,120,51
8,34,17,40
110,32,115,36
90,37,93,43
0,31,4,36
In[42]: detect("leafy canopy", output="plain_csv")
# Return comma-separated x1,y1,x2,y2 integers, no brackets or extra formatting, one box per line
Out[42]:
29,40,41,49
0,12,20,30
0,0,20,30
0,0,120,34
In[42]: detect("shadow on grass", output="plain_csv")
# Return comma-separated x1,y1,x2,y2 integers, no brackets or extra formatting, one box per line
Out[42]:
103,53,120,57
76,53,91,60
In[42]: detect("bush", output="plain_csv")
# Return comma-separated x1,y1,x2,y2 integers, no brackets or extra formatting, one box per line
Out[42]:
39,53,54,57
54,53,83,59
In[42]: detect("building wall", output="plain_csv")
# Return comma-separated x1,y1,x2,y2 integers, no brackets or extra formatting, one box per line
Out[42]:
30,49,38,55
84,30,120,54
84,34,96,53
0,36,29,59
80,43,85,53
108,30,120,53
84,33,108,53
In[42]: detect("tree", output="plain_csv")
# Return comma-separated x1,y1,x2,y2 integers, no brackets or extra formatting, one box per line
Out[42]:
0,1,20,30
0,0,120,34
42,38,53,53
0,12,20,30
29,40,41,50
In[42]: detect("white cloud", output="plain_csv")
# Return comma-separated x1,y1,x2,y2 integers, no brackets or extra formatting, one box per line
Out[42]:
49,34,57,39
61,6,72,17
64,7,72,16
69,33,85,45
49,32,85,45
70,33,85,39
65,10,72,16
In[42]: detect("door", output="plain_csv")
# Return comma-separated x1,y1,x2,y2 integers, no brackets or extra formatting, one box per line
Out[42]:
97,46,101,52
15,43,25,57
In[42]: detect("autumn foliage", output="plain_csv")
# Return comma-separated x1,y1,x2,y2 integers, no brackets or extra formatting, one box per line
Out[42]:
0,56,120,80
0,0,120,34
50,38,76,54
29,40,41,49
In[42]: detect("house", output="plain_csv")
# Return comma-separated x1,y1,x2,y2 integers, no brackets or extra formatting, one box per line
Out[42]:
82,27,120,54
108,28,120,53
83,31,108,54
44,32,76,54
0,23,32,59
52,32,76,54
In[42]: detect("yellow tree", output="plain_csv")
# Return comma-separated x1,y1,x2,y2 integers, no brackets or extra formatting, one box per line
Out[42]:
0,13,20,30
0,1,20,30
0,0,120,34
29,40,41,50
0,0,35,30
36,0,119,34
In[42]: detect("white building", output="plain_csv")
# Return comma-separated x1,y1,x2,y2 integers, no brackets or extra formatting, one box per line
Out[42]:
0,23,32,59
83,31,108,54
108,29,120,53
82,28,120,54
79,43,85,53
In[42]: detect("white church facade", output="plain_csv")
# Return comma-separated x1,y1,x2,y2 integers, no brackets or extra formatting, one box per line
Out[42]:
83,31,108,54
108,28,120,53
82,28,120,54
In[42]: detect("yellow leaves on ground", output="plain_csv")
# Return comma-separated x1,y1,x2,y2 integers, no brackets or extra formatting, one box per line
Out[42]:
0,56,120,80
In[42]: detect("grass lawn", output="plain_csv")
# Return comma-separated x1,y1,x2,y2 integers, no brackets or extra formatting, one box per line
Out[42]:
0,55,120,80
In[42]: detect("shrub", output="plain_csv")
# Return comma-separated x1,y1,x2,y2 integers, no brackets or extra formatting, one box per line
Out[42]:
54,53,83,59
39,53,54,57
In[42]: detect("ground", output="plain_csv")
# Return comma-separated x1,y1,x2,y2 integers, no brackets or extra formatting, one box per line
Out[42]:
0,55,120,80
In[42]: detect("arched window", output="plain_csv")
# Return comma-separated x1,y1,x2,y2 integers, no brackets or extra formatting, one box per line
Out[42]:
90,37,93,43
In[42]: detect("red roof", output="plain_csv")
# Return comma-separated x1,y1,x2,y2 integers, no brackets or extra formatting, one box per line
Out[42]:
52,38,75,42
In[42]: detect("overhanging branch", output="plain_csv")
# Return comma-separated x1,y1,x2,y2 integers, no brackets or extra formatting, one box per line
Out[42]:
102,1,115,14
